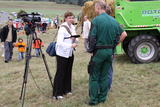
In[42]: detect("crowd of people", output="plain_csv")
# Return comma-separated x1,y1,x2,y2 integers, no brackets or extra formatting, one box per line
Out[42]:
0,0,127,106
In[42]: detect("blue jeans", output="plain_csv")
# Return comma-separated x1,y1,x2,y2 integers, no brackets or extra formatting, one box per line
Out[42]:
35,48,40,56
84,38,89,51
4,42,13,61
18,52,24,60
108,65,113,90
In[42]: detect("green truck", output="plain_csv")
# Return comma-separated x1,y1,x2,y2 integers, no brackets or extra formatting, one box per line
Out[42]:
115,0,160,63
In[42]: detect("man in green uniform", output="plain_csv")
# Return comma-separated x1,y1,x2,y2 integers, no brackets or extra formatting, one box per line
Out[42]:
87,1,127,106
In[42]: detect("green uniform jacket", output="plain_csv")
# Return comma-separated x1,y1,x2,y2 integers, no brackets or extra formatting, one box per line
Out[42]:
89,13,124,63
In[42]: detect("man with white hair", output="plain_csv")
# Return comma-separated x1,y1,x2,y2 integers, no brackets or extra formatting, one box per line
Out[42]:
87,1,127,105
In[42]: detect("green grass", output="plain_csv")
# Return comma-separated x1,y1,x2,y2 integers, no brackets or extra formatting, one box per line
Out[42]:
0,1,81,17
0,1,160,107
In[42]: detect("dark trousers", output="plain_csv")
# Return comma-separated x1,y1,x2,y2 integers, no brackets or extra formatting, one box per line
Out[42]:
53,55,74,96
4,42,13,61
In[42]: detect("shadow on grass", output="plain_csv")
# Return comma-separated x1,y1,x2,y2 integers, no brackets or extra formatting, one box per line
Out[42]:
115,54,131,64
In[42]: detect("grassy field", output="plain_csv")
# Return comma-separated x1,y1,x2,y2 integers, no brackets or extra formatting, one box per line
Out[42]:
0,1,160,107
0,1,81,17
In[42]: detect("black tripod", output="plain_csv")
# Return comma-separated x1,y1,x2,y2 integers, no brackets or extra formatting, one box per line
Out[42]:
19,31,54,107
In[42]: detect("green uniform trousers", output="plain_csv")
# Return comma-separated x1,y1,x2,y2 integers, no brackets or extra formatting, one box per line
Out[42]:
89,49,112,104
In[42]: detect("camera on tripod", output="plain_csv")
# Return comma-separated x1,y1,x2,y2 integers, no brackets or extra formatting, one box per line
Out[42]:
19,12,54,107
20,12,41,35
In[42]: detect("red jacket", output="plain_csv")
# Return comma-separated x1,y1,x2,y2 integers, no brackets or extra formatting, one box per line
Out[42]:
33,38,44,49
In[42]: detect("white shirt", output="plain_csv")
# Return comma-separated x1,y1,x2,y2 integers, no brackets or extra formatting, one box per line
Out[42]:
82,19,91,39
56,22,77,58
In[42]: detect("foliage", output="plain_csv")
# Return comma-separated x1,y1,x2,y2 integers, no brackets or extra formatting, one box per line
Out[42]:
81,0,114,22
17,10,27,18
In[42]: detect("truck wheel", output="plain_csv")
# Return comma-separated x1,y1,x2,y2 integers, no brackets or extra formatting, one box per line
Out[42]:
122,39,129,56
128,35,159,63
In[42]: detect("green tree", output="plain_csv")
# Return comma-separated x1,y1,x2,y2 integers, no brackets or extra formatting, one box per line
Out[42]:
17,10,27,18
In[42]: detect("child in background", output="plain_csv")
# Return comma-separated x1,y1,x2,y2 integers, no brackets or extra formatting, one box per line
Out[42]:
33,38,44,57
14,38,26,61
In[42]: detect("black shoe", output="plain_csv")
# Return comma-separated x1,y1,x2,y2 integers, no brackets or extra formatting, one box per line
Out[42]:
9,57,12,61
4,60,8,63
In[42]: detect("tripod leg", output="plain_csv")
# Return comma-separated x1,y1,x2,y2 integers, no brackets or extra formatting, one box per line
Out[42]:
21,83,27,107
34,33,54,92
19,34,33,107
41,53,54,89
19,55,30,100
20,67,29,107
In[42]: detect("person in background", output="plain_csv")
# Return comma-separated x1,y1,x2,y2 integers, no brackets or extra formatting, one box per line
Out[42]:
42,22,47,33
54,15,59,29
82,16,91,52
104,4,114,90
0,19,17,63
14,38,26,61
36,22,41,33
33,38,44,57
53,11,78,100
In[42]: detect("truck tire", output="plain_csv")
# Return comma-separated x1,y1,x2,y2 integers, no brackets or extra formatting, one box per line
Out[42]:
122,39,129,56
128,35,160,63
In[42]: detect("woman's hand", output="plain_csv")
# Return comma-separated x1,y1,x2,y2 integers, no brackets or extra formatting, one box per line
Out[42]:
71,43,78,48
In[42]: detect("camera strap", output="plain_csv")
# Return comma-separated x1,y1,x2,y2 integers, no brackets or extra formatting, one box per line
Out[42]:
61,25,72,37
61,25,77,50
53,25,72,41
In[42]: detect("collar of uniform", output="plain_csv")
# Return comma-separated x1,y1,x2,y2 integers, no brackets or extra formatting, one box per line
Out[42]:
99,12,106,16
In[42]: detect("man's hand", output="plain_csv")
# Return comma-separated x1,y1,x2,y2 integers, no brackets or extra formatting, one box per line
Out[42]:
1,42,4,45
12,42,16,46
119,31,127,42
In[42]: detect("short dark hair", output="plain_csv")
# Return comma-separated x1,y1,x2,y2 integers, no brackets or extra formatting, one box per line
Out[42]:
8,18,13,21
64,11,74,19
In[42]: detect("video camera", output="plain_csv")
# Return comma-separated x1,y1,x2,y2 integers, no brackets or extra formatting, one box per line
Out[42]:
20,12,41,35
20,12,41,23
